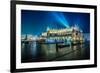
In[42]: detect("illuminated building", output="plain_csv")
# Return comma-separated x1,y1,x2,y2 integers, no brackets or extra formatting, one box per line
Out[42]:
21,25,84,46
41,25,84,45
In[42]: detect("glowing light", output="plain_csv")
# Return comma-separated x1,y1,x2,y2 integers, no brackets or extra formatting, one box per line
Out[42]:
47,26,50,31
52,12,69,28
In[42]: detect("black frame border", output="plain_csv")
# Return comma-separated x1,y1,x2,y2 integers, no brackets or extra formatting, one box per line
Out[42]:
10,1,97,72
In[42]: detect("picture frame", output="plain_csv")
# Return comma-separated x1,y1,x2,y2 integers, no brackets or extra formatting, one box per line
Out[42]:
10,0,97,72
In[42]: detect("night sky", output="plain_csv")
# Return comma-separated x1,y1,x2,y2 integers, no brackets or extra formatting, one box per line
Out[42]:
21,10,90,36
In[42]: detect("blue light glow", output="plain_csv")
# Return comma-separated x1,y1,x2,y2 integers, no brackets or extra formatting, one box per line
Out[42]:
21,10,90,36
52,12,69,28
